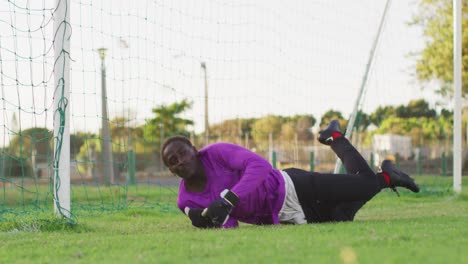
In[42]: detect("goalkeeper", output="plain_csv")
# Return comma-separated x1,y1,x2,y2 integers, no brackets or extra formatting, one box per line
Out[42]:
161,120,420,228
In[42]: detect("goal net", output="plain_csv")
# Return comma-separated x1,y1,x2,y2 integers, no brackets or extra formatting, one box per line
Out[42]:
0,0,456,224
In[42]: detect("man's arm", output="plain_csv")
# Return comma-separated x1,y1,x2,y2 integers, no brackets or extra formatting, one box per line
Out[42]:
212,143,273,199
202,143,273,225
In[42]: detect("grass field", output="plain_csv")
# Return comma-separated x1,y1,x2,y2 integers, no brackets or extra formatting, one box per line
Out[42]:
0,176,467,264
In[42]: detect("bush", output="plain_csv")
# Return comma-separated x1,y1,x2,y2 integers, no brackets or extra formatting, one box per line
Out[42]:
0,155,34,178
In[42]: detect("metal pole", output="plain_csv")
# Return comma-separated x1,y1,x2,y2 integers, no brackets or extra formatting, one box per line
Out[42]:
453,0,462,193
417,150,422,175
269,132,273,163
272,151,277,169
335,0,392,173
294,133,298,166
201,62,209,146
442,152,447,176
245,132,249,149
128,148,136,185
159,122,164,171
309,151,315,172
53,0,71,218
98,48,115,185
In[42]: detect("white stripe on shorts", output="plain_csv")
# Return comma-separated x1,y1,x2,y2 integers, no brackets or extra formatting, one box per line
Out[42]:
278,170,307,224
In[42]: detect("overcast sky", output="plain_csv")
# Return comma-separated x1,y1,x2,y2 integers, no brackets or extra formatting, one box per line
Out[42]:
0,0,441,141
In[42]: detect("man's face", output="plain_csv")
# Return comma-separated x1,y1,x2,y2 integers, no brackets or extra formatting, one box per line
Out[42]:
162,141,199,179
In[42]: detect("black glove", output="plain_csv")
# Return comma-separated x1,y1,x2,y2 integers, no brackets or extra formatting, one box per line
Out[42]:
203,189,239,226
184,207,216,228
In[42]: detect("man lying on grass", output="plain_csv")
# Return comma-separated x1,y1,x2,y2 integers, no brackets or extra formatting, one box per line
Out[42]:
161,120,420,228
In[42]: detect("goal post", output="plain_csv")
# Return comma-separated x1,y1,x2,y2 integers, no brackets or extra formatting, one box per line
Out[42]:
453,0,462,194
53,0,71,219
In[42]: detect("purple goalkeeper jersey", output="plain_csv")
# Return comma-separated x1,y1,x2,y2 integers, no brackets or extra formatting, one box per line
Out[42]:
177,142,286,228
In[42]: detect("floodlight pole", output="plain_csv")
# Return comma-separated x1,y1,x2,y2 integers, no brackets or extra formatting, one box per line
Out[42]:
201,62,209,145
453,0,462,193
98,47,115,185
53,0,71,219
334,0,391,173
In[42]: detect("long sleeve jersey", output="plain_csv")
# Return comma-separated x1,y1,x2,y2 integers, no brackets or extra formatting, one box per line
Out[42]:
177,142,286,228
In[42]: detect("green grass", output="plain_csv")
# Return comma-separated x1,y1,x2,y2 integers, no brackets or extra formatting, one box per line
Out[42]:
0,178,467,264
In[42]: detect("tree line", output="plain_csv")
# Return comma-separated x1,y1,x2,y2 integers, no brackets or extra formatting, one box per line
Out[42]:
0,98,458,177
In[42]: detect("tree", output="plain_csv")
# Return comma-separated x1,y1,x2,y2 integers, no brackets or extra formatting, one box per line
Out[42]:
75,137,101,176
369,116,453,147
411,0,468,97
295,115,316,141
209,118,256,145
354,111,371,132
109,117,144,153
280,122,296,142
251,115,283,147
70,132,94,159
143,99,194,149
396,99,436,118
440,108,453,119
210,119,241,142
370,106,396,127
8,127,52,163
320,110,346,128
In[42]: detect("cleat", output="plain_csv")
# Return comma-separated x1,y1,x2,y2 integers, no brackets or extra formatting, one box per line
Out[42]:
318,120,342,145
380,160,420,193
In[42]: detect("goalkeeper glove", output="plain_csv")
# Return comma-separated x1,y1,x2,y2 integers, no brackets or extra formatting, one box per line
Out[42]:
184,207,216,228
203,189,239,225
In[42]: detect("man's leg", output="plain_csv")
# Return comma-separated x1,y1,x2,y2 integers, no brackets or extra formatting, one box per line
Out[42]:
320,120,419,194
315,120,419,221
329,201,366,222
289,120,385,222
309,121,387,202
318,120,375,176
286,168,382,223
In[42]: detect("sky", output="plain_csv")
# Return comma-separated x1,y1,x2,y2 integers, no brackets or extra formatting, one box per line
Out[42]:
0,0,443,143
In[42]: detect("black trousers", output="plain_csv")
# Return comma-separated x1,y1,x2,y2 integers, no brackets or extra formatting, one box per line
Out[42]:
286,137,387,223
